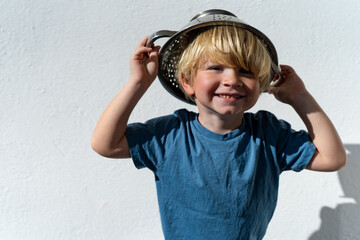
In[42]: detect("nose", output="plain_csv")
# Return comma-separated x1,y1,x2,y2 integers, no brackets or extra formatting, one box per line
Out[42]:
223,69,242,87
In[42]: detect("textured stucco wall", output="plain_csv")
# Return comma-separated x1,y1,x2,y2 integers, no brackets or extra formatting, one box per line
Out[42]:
1,0,360,239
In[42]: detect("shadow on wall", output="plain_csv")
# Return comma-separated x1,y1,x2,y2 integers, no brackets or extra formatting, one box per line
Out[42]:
309,144,360,240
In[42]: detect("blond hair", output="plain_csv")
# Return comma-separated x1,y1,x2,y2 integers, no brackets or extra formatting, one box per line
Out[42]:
176,25,279,103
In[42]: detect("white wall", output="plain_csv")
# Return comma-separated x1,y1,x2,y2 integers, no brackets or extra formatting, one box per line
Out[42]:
1,0,360,239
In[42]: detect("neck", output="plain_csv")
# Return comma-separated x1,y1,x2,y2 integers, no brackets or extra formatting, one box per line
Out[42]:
197,112,244,134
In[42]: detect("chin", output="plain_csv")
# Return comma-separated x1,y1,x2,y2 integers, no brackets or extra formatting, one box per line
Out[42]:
215,107,246,117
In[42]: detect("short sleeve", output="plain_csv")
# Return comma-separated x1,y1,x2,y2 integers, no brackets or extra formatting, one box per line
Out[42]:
279,128,315,172
262,112,316,172
125,114,180,171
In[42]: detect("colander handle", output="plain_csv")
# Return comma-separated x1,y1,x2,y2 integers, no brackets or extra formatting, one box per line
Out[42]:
146,30,177,47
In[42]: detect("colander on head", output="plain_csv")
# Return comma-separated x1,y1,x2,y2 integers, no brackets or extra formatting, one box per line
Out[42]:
147,9,279,105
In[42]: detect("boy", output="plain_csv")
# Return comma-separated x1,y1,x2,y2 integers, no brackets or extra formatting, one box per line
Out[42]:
91,25,347,239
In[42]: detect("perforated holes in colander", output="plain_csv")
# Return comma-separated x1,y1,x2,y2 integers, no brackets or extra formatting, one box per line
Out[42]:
161,36,185,89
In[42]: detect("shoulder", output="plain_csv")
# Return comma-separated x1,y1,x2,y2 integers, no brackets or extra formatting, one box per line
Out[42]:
130,108,190,124
243,110,297,141
127,109,195,135
245,110,313,147
144,108,195,121
244,110,286,128
173,108,197,122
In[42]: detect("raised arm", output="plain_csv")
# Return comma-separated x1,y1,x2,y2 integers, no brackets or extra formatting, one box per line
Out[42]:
269,65,347,171
91,37,160,158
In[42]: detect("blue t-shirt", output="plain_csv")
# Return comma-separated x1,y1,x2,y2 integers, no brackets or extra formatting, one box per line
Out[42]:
126,109,315,240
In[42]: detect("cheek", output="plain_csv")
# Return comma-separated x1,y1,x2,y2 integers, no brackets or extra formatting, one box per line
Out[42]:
246,79,260,92
244,80,261,101
196,78,219,95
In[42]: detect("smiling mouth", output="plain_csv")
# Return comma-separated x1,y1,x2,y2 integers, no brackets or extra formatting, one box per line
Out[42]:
216,94,243,99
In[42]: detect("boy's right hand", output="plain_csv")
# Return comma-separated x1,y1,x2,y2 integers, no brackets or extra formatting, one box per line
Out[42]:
129,36,161,87
91,37,160,159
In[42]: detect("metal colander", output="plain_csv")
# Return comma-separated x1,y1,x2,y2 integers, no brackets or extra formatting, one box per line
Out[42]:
147,9,279,105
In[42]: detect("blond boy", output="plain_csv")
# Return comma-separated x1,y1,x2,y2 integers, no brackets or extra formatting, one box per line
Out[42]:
91,25,346,239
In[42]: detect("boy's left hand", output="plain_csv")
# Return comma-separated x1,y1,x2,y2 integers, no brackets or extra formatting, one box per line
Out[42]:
268,64,308,105
269,64,347,172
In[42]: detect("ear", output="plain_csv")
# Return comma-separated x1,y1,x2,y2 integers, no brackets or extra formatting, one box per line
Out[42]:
180,75,195,96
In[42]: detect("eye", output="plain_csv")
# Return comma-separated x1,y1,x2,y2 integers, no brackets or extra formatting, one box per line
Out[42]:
239,68,253,74
208,65,223,71
212,66,223,71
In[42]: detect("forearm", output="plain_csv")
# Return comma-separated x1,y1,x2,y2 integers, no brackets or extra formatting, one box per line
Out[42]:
91,80,150,157
291,91,347,171
91,36,159,158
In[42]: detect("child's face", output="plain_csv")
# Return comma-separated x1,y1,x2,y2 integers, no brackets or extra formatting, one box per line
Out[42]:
182,60,260,119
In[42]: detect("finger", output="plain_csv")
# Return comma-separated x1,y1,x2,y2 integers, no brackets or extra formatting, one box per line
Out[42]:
136,36,150,47
148,45,160,56
279,64,292,70
135,46,153,53
273,75,285,88
268,86,278,95
132,46,153,61
279,65,296,76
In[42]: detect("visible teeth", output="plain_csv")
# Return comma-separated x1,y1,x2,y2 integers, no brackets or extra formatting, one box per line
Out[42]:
218,94,241,99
